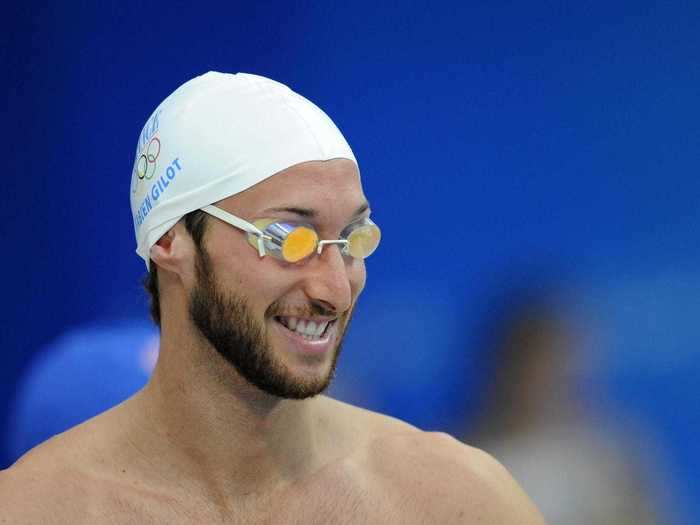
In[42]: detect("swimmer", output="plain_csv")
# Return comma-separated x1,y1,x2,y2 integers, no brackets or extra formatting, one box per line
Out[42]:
0,72,545,524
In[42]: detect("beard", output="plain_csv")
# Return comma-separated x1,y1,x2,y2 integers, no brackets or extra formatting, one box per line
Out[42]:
188,247,350,399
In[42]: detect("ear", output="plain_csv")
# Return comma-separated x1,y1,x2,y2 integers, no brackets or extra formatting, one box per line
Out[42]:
149,223,192,277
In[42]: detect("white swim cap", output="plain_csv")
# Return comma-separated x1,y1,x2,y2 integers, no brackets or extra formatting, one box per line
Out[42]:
129,71,356,269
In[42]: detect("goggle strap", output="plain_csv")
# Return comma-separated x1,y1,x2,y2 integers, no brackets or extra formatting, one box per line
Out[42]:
257,237,266,257
201,205,264,234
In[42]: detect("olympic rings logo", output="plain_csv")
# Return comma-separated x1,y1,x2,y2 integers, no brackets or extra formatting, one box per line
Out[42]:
136,137,161,181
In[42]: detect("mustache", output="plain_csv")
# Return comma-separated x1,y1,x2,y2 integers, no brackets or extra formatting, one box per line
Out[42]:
268,299,339,319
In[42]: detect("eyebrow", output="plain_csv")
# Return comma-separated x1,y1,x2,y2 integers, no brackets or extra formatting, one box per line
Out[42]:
262,201,370,219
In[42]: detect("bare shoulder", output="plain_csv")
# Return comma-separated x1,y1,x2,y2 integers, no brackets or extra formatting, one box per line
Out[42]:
371,431,546,524
366,428,546,524
0,444,89,524
319,396,420,438
321,400,545,523
0,407,136,524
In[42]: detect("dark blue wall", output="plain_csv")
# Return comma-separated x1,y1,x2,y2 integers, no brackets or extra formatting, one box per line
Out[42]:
3,2,699,520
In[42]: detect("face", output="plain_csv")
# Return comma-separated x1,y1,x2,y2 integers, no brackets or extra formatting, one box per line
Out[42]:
187,159,369,399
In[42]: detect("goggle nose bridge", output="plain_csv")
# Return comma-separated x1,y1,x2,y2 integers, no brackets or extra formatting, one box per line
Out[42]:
316,239,349,255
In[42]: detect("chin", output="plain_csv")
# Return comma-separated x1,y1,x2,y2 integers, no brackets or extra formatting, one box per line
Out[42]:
271,356,337,399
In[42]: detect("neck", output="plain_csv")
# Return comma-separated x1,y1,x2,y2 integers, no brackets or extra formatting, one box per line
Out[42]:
125,320,324,500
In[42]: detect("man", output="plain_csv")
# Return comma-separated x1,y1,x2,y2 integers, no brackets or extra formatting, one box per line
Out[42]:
1,72,544,524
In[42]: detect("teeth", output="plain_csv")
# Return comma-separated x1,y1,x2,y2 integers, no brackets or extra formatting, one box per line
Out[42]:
315,321,328,336
278,316,331,340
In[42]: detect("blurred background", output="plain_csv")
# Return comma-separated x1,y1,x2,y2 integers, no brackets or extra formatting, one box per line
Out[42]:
3,1,699,522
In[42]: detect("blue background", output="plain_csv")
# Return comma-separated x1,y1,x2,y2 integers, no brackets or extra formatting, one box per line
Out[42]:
3,2,699,521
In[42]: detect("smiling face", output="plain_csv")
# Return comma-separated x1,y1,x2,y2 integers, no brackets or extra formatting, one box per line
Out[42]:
188,159,369,398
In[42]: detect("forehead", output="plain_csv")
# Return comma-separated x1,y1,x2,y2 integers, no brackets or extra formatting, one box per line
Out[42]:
218,159,366,218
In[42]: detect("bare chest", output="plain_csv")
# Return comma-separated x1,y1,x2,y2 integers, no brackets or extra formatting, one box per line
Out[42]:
79,466,415,525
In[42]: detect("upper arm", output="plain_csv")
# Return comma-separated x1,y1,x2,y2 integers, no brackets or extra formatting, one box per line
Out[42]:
466,443,546,524
427,432,546,524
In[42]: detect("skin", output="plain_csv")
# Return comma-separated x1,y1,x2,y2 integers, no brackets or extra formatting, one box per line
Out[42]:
0,159,545,524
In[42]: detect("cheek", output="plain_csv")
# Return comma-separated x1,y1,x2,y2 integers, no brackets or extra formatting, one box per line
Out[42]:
350,261,367,297
216,264,279,299
209,252,294,310
205,233,265,288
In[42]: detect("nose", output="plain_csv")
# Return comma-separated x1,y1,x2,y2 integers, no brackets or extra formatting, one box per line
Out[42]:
301,244,354,314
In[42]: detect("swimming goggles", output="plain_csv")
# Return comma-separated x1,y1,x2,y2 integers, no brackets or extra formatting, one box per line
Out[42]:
200,205,381,263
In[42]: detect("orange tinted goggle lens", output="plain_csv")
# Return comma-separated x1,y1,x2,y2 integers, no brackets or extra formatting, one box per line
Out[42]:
281,226,318,262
